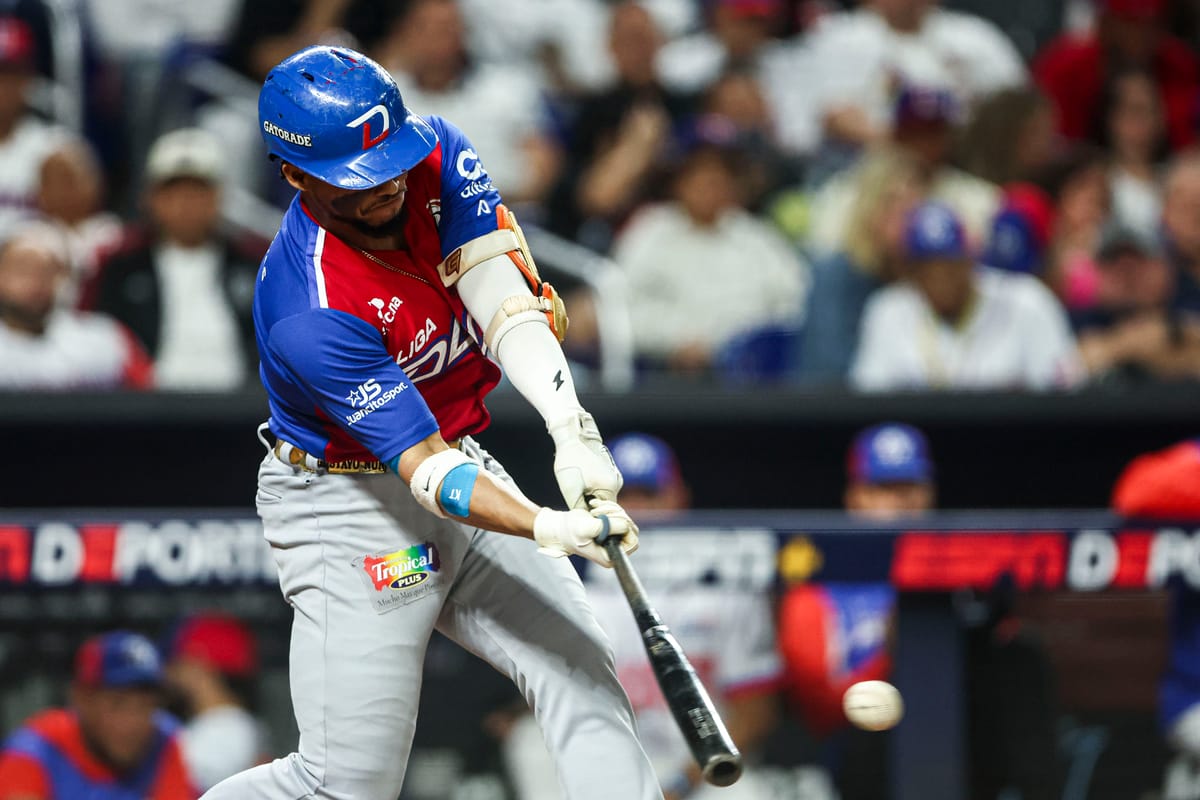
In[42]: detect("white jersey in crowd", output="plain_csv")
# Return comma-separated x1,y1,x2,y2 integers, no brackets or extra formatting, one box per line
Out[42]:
180,706,266,792
851,267,1084,391
806,7,1026,131
0,309,144,390
0,117,69,241
391,65,549,201
614,204,807,359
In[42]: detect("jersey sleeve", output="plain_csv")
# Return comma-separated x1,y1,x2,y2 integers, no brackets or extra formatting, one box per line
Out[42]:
0,749,51,800
425,116,505,257
265,308,440,464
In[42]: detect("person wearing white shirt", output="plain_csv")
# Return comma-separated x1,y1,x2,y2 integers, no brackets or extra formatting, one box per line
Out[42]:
615,141,807,374
852,202,1084,391
805,0,1026,150
95,128,264,392
0,223,151,390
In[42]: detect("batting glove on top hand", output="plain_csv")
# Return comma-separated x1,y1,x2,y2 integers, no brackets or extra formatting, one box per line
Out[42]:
548,411,622,511
533,501,639,569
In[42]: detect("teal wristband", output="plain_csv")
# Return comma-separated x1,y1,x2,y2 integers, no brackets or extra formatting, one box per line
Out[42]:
438,462,479,517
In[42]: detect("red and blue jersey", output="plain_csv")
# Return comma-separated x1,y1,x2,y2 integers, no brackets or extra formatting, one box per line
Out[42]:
255,115,505,465
779,582,895,735
0,709,196,800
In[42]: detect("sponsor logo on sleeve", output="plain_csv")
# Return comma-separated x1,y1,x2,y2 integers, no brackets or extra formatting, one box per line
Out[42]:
344,379,409,425
352,542,441,613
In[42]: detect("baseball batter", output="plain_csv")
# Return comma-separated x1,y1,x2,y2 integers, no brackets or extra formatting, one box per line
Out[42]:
201,46,658,800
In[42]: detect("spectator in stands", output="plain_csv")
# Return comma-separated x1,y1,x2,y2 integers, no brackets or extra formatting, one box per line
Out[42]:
959,86,1060,188
0,631,197,799
852,202,1083,391
656,0,813,157
0,223,151,390
1099,69,1168,236
1038,145,1113,310
980,183,1056,276
1162,153,1200,317
505,432,782,800
808,85,1000,255
0,15,65,240
163,613,267,792
548,0,695,248
380,0,562,209
36,137,123,300
1034,0,1199,153
225,0,407,82
1075,224,1200,382
614,138,807,376
799,147,925,383
804,0,1026,153
95,128,264,392
1111,441,1200,800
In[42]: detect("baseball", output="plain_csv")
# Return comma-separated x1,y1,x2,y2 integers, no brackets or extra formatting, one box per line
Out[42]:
843,680,904,731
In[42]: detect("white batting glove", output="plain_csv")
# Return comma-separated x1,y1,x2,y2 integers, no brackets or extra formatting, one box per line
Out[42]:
533,503,639,568
548,411,622,511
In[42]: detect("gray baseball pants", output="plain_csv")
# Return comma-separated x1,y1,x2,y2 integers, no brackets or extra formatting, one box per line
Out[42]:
201,438,661,800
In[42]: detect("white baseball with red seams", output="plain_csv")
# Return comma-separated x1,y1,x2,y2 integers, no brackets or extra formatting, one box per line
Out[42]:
843,680,905,731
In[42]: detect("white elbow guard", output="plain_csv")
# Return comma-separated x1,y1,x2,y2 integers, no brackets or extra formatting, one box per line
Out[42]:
410,447,476,518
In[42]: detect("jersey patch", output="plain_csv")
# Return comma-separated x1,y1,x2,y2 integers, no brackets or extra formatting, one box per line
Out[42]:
352,542,442,613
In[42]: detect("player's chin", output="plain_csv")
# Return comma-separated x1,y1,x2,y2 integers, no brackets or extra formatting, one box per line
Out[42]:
360,193,405,226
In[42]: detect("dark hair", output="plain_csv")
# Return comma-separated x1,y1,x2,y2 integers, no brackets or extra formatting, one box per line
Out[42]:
1034,143,1110,202
958,86,1052,185
1091,67,1169,163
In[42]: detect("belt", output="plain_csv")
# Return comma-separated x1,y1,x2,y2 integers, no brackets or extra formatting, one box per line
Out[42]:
272,438,462,475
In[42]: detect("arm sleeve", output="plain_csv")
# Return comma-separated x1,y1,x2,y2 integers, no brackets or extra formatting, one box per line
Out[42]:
266,309,440,464
0,751,50,800
455,255,585,425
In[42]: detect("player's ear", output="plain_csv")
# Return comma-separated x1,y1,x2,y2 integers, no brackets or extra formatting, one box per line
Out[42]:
279,162,308,192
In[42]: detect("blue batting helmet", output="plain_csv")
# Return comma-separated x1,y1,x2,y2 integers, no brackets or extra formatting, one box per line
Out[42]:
258,46,438,190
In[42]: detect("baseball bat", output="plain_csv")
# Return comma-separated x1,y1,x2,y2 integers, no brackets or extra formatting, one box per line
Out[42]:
596,517,743,787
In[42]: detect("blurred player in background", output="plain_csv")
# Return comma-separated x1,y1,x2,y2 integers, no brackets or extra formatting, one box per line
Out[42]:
510,433,779,800
783,423,1060,799
0,631,197,800
163,613,267,792
1112,439,1200,800
204,45,653,800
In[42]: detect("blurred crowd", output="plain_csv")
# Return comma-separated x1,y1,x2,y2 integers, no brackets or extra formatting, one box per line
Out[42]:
1,0,1200,390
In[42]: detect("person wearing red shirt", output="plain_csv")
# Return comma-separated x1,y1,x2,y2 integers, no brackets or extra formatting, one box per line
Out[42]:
0,631,197,800
1034,0,1200,152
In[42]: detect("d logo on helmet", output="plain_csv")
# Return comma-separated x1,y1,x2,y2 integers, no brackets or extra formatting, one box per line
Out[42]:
347,104,391,150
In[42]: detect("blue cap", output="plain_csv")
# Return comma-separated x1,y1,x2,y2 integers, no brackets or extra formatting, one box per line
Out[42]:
905,202,968,261
982,208,1041,274
848,424,934,484
258,46,438,190
75,631,164,688
608,434,680,492
894,84,961,127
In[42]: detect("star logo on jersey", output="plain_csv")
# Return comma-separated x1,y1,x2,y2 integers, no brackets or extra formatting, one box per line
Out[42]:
346,378,383,408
